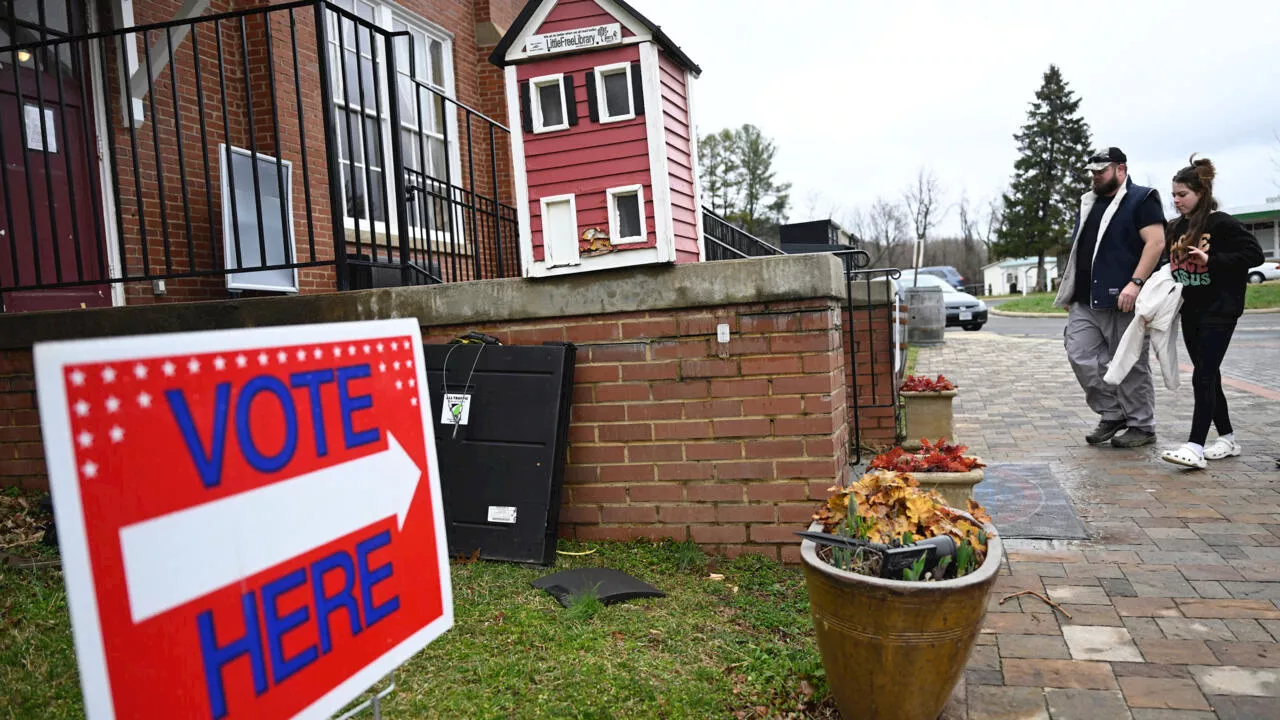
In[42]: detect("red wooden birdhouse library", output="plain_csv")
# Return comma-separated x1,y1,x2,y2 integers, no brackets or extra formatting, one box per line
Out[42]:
490,0,704,277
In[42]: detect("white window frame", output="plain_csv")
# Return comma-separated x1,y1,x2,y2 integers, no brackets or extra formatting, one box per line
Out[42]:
539,193,579,267
593,62,634,123
218,144,299,293
325,0,460,248
606,184,645,245
529,73,569,134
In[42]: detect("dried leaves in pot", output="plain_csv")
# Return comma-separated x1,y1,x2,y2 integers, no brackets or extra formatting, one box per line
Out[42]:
811,471,994,581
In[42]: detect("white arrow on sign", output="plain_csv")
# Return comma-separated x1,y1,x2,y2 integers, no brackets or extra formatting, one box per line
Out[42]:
119,432,422,624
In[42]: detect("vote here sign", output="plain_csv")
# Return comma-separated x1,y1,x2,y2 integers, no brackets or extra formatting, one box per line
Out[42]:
34,319,452,719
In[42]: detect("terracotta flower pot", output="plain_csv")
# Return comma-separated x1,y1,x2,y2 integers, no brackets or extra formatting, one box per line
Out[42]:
800,519,1002,720
900,389,957,451
909,460,985,508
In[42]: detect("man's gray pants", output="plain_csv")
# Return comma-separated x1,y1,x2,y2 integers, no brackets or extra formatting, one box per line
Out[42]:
1065,303,1155,432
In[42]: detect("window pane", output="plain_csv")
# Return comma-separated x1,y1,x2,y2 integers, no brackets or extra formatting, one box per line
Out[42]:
428,136,447,179
337,112,362,162
364,116,383,170
430,40,444,87
603,70,630,118
616,192,641,238
397,74,417,126
343,165,366,220
418,86,437,132
368,169,385,223
402,130,421,171
537,81,563,127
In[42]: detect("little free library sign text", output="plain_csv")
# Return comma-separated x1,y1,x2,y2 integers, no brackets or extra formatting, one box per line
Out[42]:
525,22,622,56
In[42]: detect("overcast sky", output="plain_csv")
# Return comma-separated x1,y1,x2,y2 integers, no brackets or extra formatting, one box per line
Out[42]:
630,0,1280,236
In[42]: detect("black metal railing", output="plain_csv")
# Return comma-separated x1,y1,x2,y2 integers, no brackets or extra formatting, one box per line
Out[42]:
702,208,783,260
845,259,903,466
0,1,519,308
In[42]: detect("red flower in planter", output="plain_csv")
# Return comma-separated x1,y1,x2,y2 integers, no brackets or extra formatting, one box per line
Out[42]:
868,438,986,473
900,374,956,392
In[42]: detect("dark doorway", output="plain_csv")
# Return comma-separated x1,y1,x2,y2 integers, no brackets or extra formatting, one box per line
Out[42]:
0,1,110,312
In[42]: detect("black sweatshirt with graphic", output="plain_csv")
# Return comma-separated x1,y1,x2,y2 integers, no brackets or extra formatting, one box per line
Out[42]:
1166,211,1265,322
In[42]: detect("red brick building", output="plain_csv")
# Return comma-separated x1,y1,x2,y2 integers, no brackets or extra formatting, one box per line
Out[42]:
1,0,527,313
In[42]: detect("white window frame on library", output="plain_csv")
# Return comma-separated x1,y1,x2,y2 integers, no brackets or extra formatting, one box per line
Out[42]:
324,0,461,247
529,73,569,134
606,184,646,245
593,62,634,123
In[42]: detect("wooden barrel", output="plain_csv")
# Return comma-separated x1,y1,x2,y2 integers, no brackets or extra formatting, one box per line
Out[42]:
903,286,945,346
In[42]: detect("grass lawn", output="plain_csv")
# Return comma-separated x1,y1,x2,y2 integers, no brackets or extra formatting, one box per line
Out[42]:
1,489,837,719
1244,281,1280,310
997,282,1280,315
993,292,1061,314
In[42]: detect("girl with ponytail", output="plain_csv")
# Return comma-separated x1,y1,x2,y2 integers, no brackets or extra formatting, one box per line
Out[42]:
1160,156,1265,469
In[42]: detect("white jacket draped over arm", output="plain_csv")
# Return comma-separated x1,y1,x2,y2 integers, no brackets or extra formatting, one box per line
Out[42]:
1103,264,1183,390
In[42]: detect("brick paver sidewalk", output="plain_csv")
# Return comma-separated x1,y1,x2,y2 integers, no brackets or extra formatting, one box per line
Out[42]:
916,333,1280,720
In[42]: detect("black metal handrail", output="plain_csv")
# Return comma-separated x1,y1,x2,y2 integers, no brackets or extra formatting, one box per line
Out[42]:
702,208,782,260
845,266,902,466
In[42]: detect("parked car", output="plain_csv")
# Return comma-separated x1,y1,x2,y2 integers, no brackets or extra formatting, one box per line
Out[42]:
917,265,965,290
1248,261,1280,284
896,272,988,331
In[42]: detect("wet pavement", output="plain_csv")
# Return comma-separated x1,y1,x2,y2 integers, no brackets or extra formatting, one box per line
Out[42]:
914,332,1280,719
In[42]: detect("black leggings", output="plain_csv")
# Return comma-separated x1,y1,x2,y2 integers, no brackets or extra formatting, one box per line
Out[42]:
1181,315,1236,446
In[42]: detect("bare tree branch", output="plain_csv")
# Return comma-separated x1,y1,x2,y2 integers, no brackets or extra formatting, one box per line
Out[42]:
983,195,1005,253
903,168,947,283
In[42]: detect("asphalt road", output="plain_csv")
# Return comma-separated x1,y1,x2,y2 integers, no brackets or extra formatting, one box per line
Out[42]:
973,310,1280,341
964,310,1280,394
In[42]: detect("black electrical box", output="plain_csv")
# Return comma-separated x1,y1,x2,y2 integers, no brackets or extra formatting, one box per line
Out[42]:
424,342,576,565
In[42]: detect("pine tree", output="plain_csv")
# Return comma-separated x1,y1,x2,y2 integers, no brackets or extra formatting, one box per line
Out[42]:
697,125,791,239
732,124,791,238
995,65,1093,291
697,129,740,217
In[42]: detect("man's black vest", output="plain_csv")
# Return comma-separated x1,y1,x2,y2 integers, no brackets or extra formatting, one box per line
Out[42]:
1075,178,1160,309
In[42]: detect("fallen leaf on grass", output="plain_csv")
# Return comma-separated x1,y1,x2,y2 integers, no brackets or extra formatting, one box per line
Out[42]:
453,548,481,565
708,573,725,581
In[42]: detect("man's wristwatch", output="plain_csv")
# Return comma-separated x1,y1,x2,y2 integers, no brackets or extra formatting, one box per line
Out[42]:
1131,277,1145,287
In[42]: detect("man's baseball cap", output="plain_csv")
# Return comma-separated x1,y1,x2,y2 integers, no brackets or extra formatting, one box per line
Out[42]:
1085,147,1127,171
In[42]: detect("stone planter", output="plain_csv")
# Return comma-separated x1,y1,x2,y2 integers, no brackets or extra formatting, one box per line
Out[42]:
908,461,984,508
800,519,1002,720
900,389,956,450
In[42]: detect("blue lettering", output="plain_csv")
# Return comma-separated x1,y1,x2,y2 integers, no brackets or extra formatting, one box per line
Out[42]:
235,376,298,473
261,568,318,686
290,370,336,457
337,365,379,450
166,384,231,489
356,530,399,628
198,592,268,720
311,550,363,654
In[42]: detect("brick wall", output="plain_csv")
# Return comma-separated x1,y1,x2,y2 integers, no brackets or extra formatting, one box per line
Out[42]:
842,304,901,449
0,351,42,491
419,299,848,562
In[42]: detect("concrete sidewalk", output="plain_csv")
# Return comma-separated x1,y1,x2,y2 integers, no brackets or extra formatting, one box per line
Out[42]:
918,333,1280,720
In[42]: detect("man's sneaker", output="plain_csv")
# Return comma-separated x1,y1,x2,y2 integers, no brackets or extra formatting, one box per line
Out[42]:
1086,419,1126,445
1112,428,1157,448
1203,437,1241,460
